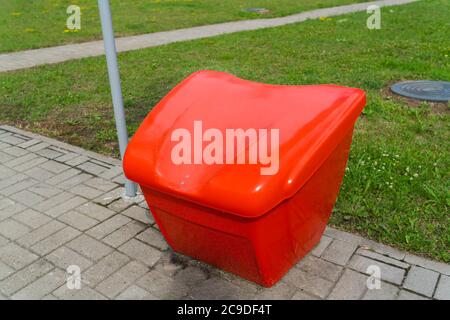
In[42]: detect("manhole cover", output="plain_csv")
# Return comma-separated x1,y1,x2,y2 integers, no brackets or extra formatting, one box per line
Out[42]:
244,7,270,14
391,80,450,102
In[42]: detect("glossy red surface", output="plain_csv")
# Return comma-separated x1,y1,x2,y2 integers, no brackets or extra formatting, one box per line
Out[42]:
124,70,365,218
123,70,365,286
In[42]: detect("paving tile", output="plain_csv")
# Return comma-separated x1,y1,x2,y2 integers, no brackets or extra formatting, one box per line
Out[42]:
348,255,405,285
0,261,15,281
33,192,75,213
118,238,162,267
36,148,64,160
0,173,27,191
53,284,106,300
188,277,254,300
327,269,368,300
362,281,399,300
255,282,297,300
31,226,81,256
0,198,15,210
77,161,108,175
27,142,50,152
38,160,70,174
58,210,99,231
112,175,125,185
121,205,153,224
0,234,8,247
310,235,333,257
138,270,189,300
17,220,66,248
13,209,52,229
98,167,123,180
11,269,66,300
291,290,319,300
67,234,113,261
83,251,130,287
17,138,41,149
404,254,450,276
108,199,133,212
173,266,208,287
0,177,38,197
65,155,89,167
54,152,79,163
0,219,31,240
0,152,14,165
84,177,117,192
13,156,48,172
102,221,146,248
0,243,39,270
75,202,115,221
93,187,123,206
96,261,148,299
403,266,439,297
45,196,87,218
4,153,37,169
45,168,81,186
324,227,364,245
138,200,149,210
28,183,61,198
45,246,93,271
0,259,54,296
1,135,26,145
0,202,26,222
433,275,450,300
283,267,333,299
115,285,151,300
296,254,343,282
9,189,44,206
3,146,28,157
24,166,55,181
0,164,15,179
397,290,429,300
69,184,104,199
135,228,168,251
321,239,358,266
356,248,409,269
86,214,131,239
153,251,188,277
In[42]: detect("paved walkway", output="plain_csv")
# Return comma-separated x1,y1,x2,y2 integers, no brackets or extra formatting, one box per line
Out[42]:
0,0,418,73
0,125,448,300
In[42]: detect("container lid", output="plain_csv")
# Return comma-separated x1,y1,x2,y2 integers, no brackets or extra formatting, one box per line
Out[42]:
124,70,365,218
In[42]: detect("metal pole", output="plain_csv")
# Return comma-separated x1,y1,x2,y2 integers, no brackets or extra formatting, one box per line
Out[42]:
98,0,137,197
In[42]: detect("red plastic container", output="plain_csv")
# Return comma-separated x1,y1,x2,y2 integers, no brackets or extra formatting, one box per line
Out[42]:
124,70,365,287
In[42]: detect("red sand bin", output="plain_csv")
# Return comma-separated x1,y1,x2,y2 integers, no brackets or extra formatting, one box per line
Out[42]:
124,70,365,287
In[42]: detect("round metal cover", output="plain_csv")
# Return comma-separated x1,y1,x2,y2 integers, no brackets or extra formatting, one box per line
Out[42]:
391,80,450,102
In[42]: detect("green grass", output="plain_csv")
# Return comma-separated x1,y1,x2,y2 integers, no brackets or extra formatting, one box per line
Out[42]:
0,0,364,53
0,0,449,261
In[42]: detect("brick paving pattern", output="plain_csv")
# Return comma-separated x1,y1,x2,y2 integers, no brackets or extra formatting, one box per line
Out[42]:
0,125,448,300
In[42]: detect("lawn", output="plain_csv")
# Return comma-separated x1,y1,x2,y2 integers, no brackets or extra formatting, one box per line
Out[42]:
0,0,365,53
0,0,449,262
